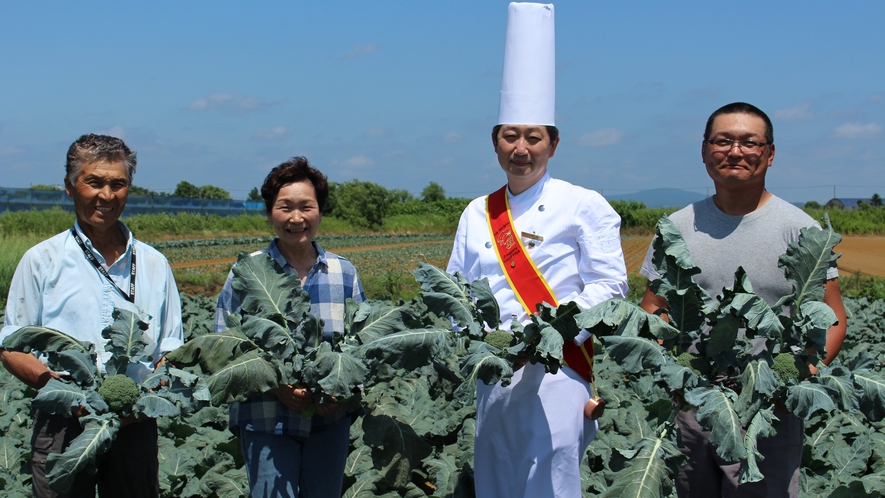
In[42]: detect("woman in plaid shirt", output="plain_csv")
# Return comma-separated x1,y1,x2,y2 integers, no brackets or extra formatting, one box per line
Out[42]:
215,157,365,498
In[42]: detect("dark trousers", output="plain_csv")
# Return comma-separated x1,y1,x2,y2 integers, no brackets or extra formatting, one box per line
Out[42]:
675,408,802,498
30,409,160,498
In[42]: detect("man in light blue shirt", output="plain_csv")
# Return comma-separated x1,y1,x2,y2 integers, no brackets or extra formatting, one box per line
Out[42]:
0,134,183,498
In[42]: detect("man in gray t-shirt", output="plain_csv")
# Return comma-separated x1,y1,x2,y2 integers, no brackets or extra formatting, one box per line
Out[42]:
639,102,847,498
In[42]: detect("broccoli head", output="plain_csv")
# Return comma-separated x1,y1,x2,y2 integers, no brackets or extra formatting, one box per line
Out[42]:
98,374,140,413
484,330,515,351
675,352,709,377
772,353,802,385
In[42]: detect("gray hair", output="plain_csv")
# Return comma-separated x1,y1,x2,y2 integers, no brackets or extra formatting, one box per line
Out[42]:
65,134,137,185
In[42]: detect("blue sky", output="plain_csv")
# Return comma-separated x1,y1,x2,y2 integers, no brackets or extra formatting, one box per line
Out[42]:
1,1,883,204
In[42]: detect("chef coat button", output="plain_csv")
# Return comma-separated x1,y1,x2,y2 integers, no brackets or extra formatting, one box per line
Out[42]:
538,205,545,212
485,242,492,249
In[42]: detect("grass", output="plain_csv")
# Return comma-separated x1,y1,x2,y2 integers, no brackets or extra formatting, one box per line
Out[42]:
0,234,45,310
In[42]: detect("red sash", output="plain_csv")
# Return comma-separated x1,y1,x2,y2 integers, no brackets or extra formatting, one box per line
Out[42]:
486,186,595,383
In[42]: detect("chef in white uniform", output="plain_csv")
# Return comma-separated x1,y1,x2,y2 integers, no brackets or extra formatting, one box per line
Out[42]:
446,3,628,497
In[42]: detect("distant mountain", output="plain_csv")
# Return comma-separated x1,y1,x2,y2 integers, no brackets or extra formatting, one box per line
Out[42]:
605,188,707,209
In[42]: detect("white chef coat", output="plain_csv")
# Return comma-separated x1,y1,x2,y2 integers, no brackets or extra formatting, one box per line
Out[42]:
447,172,627,498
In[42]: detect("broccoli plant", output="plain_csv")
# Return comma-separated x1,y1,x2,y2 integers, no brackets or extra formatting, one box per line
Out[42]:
410,263,589,404
568,215,885,495
1,309,207,494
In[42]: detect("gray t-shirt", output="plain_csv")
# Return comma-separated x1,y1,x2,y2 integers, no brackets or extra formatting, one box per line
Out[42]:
640,194,839,307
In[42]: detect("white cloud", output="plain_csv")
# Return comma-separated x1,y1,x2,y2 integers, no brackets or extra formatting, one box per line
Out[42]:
341,44,378,60
832,122,882,139
0,145,24,157
867,93,883,103
254,126,288,140
435,157,455,165
187,93,263,113
444,132,463,143
578,128,624,147
95,125,126,139
773,102,814,121
363,127,389,138
344,155,375,167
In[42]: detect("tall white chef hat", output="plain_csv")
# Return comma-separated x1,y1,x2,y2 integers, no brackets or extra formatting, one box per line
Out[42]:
497,2,556,126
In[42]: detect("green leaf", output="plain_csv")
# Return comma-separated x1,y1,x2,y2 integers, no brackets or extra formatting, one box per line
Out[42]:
31,379,105,417
736,360,779,426
456,342,513,403
785,381,837,419
830,436,873,481
165,328,257,373
684,387,746,463
55,350,100,387
45,413,119,494
133,392,181,418
350,302,414,344
240,315,298,358
412,263,477,328
818,365,861,412
361,413,432,488
471,278,501,330
738,406,776,484
600,336,669,374
358,328,452,371
854,370,885,421
776,215,841,310
603,424,683,498
302,343,367,398
205,349,281,405
1,325,93,356
231,252,311,327
102,308,151,376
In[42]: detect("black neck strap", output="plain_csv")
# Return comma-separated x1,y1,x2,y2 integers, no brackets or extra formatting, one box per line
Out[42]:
71,227,136,303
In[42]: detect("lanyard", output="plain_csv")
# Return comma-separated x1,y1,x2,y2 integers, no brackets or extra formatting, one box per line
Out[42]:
70,227,136,303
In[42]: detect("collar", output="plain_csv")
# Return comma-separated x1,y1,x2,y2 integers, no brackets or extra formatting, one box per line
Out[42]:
507,171,552,209
267,239,327,271
72,220,133,264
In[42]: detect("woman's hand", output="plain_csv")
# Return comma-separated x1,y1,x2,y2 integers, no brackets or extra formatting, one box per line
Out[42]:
270,385,314,412
316,397,341,417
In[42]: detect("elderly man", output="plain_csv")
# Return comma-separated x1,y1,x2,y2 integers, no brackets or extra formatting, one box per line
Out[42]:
639,102,847,497
0,134,183,498
447,4,628,497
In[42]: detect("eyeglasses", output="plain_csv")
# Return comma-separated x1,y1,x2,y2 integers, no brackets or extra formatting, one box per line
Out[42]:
706,138,771,153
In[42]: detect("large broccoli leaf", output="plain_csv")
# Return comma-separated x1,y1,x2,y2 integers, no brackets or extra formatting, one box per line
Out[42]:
412,263,477,329
31,378,107,417
349,301,415,344
102,308,151,376
357,328,452,371
603,423,683,498
737,406,777,484
56,350,100,387
684,387,746,464
776,214,841,310
205,349,281,405
1,325,93,357
456,342,513,403
361,413,433,488
648,215,710,336
45,413,119,494
231,252,311,327
240,315,299,359
302,343,367,398
165,328,257,373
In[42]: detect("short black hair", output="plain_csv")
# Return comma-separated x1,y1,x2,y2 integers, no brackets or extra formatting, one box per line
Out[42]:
66,134,137,185
704,102,773,144
492,124,559,146
260,156,329,214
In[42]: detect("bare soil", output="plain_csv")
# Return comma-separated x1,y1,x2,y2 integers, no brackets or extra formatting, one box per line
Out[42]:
836,236,885,277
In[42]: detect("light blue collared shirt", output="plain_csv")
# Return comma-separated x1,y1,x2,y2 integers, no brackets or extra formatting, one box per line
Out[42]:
1,221,183,383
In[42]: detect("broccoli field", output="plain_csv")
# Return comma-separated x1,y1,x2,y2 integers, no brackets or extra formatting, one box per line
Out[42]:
2,249,885,496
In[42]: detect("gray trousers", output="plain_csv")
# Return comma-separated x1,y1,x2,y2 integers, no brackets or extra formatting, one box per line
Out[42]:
675,408,803,498
30,409,160,498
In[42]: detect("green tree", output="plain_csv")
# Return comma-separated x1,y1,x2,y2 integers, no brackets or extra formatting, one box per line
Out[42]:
804,200,822,209
421,182,446,202
129,185,160,196
173,181,201,198
247,187,262,201
331,180,393,229
871,193,883,207
200,185,231,200
390,189,415,203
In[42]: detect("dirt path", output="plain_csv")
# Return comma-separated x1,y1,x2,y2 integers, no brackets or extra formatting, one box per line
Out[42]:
169,240,452,269
836,236,885,277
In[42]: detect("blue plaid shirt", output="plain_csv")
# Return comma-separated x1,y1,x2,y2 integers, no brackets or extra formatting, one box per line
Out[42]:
215,240,365,437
